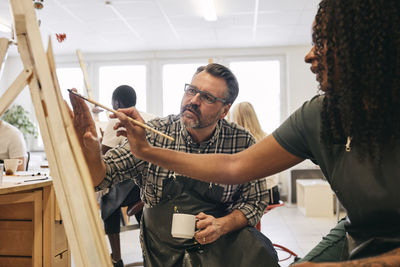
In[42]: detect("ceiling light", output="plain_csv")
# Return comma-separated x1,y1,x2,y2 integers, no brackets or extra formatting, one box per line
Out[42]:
201,0,217,21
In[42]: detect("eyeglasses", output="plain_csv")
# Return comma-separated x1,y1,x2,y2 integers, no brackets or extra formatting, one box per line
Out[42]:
184,84,227,104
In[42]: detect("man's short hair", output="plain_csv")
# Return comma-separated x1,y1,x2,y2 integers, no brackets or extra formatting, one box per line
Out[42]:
194,63,239,105
112,85,137,108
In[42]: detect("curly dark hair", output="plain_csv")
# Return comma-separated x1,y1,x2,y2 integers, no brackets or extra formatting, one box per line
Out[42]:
195,63,239,105
314,0,400,160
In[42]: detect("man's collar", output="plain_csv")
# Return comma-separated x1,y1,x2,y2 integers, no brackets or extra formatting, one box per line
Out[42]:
179,118,222,146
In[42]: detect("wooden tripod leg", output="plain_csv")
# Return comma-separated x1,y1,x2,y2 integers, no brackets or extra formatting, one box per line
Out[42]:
0,38,10,75
9,0,111,266
76,49,94,100
0,67,32,116
76,49,100,121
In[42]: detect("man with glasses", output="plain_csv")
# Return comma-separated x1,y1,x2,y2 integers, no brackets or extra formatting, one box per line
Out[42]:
70,63,278,266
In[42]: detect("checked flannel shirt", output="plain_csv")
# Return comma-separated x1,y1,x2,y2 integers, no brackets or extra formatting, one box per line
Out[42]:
97,114,269,226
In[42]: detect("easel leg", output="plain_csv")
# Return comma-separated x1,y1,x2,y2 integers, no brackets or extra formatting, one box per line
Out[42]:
0,67,33,116
0,38,10,74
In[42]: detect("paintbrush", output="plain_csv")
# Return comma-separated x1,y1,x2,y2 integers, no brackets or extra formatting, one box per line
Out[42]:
68,89,174,141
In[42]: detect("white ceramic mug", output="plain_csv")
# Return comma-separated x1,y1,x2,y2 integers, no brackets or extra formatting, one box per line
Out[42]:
171,213,196,239
4,159,23,174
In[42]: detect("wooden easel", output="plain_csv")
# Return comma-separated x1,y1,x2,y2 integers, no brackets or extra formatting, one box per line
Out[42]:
0,0,111,266
76,49,101,122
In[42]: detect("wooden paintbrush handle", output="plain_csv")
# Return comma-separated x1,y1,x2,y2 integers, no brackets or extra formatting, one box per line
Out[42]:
68,89,174,141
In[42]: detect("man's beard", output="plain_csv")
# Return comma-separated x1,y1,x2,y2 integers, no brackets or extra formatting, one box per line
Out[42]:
180,103,222,130
181,103,201,128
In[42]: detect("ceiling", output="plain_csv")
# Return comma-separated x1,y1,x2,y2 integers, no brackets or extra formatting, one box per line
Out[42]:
0,0,320,56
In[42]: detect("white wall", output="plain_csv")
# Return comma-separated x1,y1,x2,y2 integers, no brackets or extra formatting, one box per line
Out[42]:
1,55,32,111
0,45,319,197
276,45,320,200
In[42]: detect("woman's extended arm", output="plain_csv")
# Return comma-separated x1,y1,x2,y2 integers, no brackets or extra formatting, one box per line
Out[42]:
293,247,400,267
114,108,304,184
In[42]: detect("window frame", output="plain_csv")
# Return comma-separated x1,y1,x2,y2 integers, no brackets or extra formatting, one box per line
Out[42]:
224,55,287,127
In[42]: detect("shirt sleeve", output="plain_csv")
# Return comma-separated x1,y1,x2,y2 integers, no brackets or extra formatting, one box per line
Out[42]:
8,128,27,158
230,135,269,226
96,141,144,191
272,95,323,161
231,178,269,226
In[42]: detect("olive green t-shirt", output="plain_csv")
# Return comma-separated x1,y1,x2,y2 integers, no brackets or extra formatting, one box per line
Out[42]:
273,95,400,252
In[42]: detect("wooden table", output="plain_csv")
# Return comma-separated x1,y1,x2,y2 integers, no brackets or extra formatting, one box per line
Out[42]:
0,173,70,267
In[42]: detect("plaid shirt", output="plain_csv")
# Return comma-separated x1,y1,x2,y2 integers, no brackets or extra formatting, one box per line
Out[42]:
98,115,268,226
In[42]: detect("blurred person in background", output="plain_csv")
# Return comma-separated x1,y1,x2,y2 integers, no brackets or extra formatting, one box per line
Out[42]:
232,101,279,204
0,119,27,171
100,85,155,267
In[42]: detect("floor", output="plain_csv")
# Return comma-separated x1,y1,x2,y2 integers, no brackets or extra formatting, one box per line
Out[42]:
72,203,343,267
260,203,342,266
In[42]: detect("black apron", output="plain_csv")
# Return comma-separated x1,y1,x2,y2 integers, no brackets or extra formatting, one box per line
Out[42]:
141,175,279,267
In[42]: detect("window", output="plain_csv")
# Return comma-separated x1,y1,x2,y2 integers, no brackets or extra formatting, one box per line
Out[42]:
56,67,84,102
33,67,85,150
99,65,146,121
229,60,280,134
162,63,205,116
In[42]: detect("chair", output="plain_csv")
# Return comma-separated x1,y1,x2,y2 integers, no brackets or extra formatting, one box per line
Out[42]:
127,201,144,218
256,201,299,263
255,200,285,231
255,178,282,231
120,201,143,231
